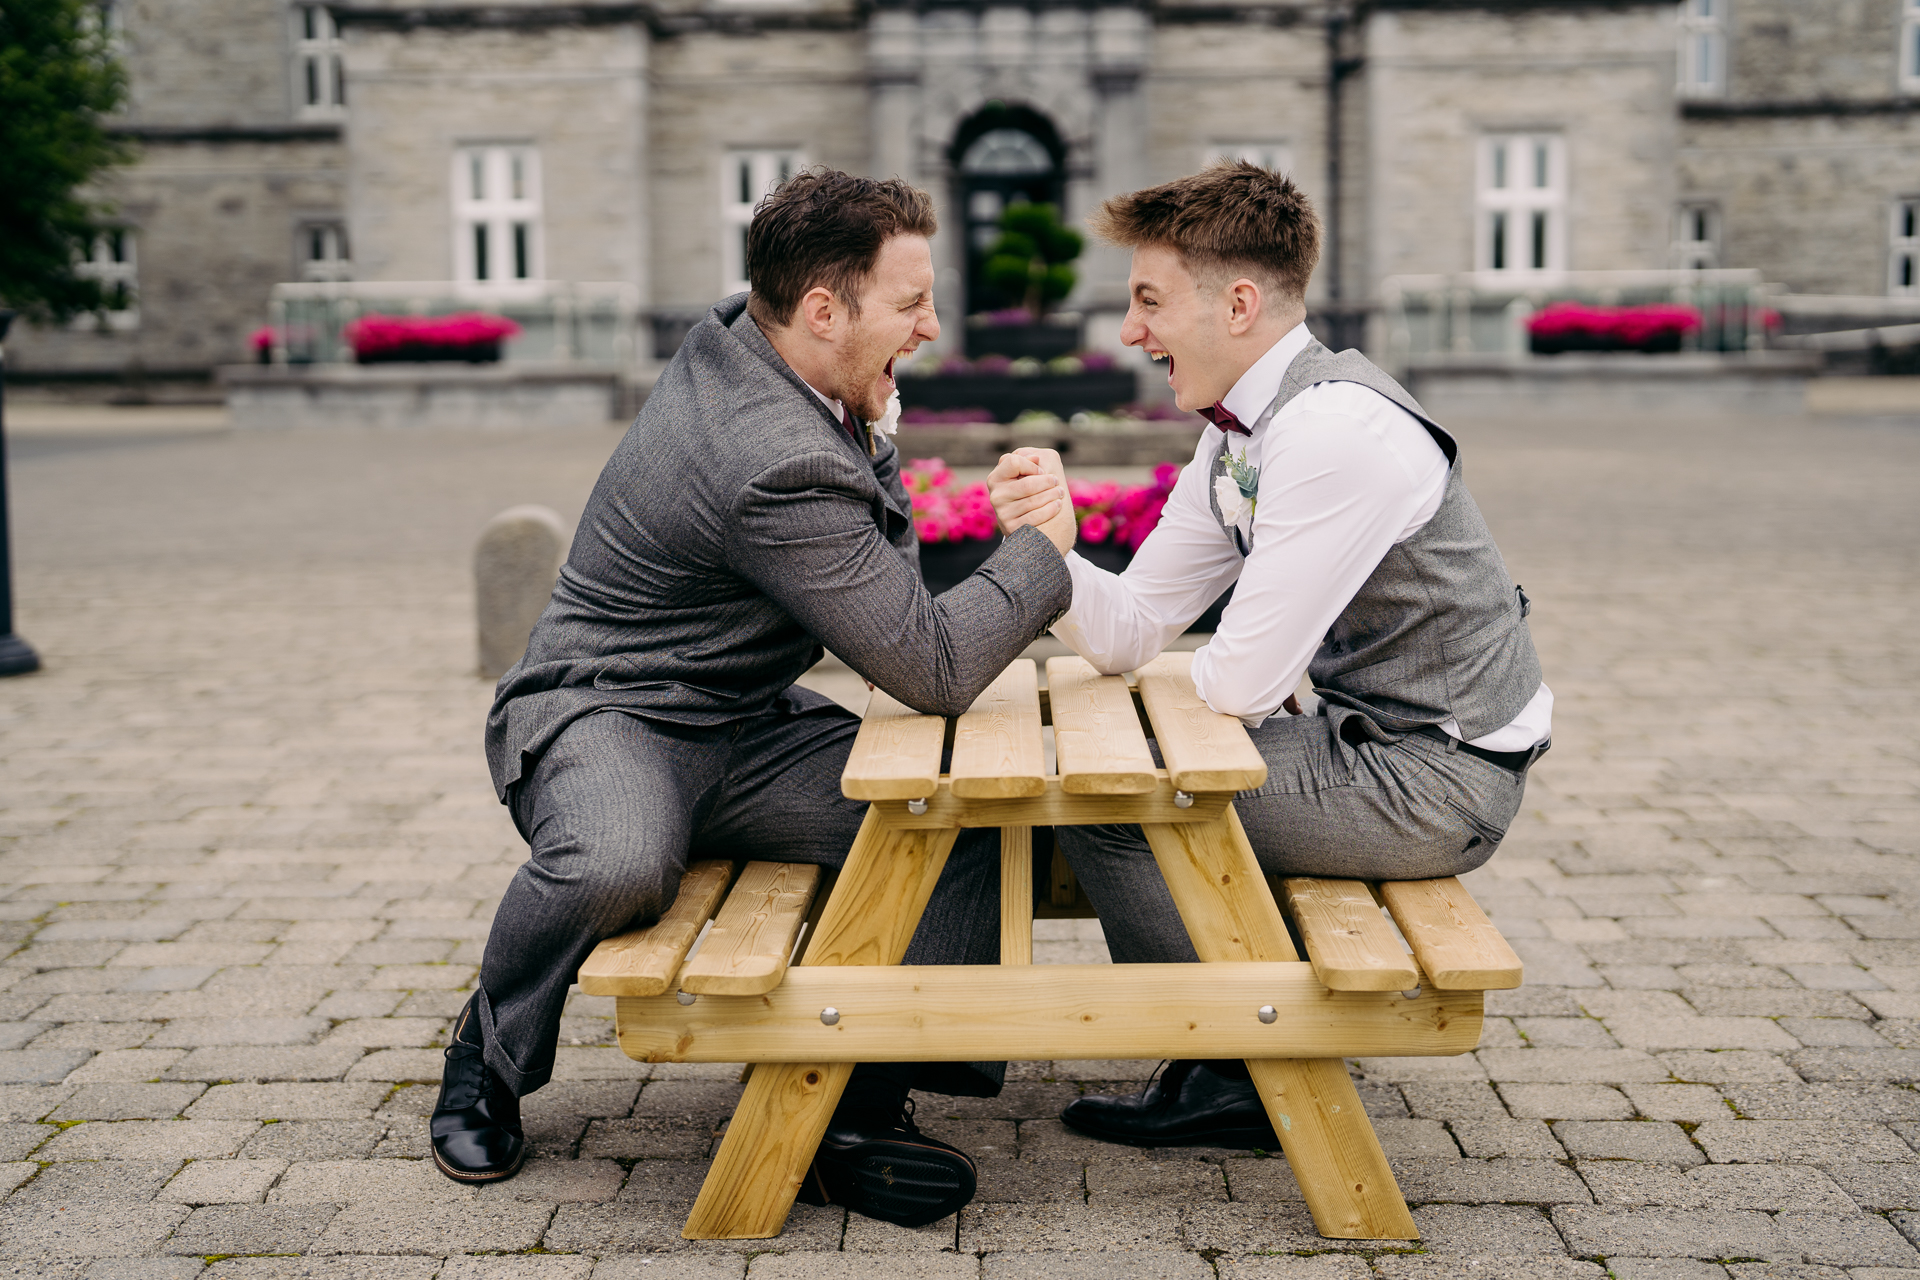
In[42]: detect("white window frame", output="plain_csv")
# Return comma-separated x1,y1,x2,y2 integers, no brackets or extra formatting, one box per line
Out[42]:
300,222,351,282
74,228,138,331
1476,134,1567,278
721,149,803,298
292,3,346,120
1674,202,1719,271
1677,0,1726,98
1204,142,1294,176
1901,0,1920,93
452,146,543,292
1892,199,1920,296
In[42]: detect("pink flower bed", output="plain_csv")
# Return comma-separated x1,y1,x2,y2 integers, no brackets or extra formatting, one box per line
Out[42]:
1526,302,1701,344
900,407,998,425
342,312,522,360
903,457,1180,550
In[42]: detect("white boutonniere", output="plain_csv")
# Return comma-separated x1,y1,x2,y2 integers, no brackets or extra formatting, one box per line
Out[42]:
873,389,902,440
1216,447,1259,535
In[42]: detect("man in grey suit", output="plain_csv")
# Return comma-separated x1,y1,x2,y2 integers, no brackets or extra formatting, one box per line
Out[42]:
436,171,1075,1227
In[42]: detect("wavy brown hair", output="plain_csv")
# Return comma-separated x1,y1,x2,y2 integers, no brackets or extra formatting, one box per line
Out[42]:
1089,160,1321,301
746,169,939,329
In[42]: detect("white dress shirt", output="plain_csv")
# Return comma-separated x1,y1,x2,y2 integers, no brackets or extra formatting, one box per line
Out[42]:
1051,321,1552,749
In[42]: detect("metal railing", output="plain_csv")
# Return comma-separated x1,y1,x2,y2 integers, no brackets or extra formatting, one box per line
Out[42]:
1381,268,1774,373
265,280,642,366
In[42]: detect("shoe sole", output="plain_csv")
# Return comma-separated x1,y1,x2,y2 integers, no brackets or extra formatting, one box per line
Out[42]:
815,1139,976,1228
1062,1116,1279,1150
431,1139,527,1184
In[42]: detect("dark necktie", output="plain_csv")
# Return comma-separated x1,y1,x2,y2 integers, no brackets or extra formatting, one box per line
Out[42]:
1199,402,1251,436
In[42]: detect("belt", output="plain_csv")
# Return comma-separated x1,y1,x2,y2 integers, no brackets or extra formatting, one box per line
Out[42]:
1412,724,1549,773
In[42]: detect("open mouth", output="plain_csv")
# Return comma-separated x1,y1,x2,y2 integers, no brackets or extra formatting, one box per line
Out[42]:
884,356,896,390
1149,350,1174,384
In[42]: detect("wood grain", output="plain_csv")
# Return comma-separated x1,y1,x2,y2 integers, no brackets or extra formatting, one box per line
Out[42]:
576,860,735,997
1044,656,1158,795
615,962,1482,1062
950,660,1047,798
1000,827,1033,965
840,688,945,801
1282,878,1420,992
1378,877,1523,990
679,861,822,996
870,775,1230,830
1134,651,1269,793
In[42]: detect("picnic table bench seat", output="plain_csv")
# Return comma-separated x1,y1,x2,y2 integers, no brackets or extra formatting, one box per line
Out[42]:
578,652,1522,1243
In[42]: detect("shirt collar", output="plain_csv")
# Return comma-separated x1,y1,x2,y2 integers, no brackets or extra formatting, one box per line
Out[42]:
1217,320,1314,434
803,380,847,425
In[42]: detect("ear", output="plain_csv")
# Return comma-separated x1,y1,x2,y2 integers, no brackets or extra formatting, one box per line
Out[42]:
799,286,838,341
1225,278,1263,338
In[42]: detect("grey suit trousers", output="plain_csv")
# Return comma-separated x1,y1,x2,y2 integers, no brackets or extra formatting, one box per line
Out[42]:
1054,705,1527,965
478,686,1004,1096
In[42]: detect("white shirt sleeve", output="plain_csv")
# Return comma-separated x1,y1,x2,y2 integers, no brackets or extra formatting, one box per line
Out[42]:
1049,435,1245,674
1192,406,1445,726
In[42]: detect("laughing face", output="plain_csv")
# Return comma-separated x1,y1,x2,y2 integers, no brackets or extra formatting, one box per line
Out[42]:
1118,243,1235,413
829,234,941,422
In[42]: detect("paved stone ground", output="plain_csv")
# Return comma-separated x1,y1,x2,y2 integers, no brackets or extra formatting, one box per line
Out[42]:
1,406,1917,1279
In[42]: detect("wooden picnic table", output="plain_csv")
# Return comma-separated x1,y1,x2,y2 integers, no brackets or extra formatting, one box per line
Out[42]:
578,651,1522,1242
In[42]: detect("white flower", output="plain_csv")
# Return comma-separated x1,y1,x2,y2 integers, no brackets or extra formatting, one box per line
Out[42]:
873,390,902,439
1215,473,1249,530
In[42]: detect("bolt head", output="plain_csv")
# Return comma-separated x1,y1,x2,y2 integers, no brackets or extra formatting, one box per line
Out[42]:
1258,1004,1278,1024
820,1007,840,1026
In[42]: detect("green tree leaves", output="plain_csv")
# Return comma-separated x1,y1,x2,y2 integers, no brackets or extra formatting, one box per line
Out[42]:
984,202,1083,318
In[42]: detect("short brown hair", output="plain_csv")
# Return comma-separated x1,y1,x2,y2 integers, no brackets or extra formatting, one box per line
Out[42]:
1089,160,1321,301
745,169,939,329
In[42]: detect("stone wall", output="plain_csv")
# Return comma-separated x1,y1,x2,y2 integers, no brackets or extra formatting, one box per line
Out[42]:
1726,0,1903,101
112,0,294,126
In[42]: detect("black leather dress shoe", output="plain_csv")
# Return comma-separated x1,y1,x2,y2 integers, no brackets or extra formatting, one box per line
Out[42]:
1061,1059,1279,1149
430,997,527,1184
795,1099,977,1228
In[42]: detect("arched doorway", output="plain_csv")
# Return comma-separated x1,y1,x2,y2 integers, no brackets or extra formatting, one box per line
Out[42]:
950,104,1067,316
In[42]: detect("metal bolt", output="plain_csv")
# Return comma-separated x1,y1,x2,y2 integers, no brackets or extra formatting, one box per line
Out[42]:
1257,1005,1277,1024
1173,790,1194,809
676,991,696,1006
907,797,928,815
820,1007,840,1026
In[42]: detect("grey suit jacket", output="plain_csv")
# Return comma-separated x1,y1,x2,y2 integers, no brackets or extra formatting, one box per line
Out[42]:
485,292,1073,799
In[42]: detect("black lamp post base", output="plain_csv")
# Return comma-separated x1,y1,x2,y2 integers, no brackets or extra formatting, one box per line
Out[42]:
0,633,40,677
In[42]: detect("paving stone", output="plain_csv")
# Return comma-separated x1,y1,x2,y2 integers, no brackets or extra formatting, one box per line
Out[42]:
1625,1082,1736,1121
927,1083,1080,1121
1372,1259,1605,1280
1551,1205,1788,1260
48,1082,206,1121
0,1201,190,1261
591,1260,745,1280
1394,1156,1592,1204
1826,1163,1920,1210
310,1197,552,1254
635,1079,747,1119
1603,1263,1731,1280
270,1157,458,1204
1577,1161,1857,1212
962,1201,1184,1251
0,1161,38,1197
64,1049,189,1083
614,1158,709,1204
841,1212,960,1254
915,1119,1014,1164
1775,1211,1920,1266
320,1017,447,1048
1408,1203,1569,1253
1898,1211,1920,1249
544,1199,843,1253
1721,1265,1848,1280
201,1256,440,1278
1781,1018,1893,1047
38,1120,259,1161
579,1116,715,1160
1513,1016,1619,1048
185,1082,387,1120
522,1079,642,1118
239,1119,385,1160
439,1258,597,1280
162,1202,340,1255
1552,1120,1705,1164
1660,1051,1805,1084
1789,1050,1920,1083
0,1049,93,1083
1478,1049,1672,1083
1724,1083,1920,1121
10,1160,183,1204
1352,1055,1487,1082
146,1017,328,1048
0,1121,53,1160
1451,1118,1567,1158
1695,1121,1919,1166
980,1253,1202,1278
1498,1083,1636,1119
343,1048,443,1081
760,1258,975,1280
1607,1016,1803,1052
471,1156,624,1203
80,1259,208,1280
158,1158,289,1205
1085,1159,1225,1204
29,1021,160,1052
1399,1081,1509,1122
163,1046,364,1082
1015,1118,1146,1163
976,1158,1084,1205
1174,1202,1409,1254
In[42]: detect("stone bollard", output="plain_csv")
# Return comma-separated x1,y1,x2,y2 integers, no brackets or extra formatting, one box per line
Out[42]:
475,504,568,680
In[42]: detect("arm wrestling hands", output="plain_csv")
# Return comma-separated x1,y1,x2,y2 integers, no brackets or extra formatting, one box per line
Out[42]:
988,448,1076,557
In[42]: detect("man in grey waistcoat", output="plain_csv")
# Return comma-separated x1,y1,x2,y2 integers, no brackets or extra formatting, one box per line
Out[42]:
990,162,1550,1150
438,171,1075,1226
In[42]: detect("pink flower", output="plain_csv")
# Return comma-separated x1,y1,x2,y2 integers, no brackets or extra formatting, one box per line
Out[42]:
1080,512,1112,544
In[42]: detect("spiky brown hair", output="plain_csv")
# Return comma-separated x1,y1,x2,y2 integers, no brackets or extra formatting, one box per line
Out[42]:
1088,160,1321,301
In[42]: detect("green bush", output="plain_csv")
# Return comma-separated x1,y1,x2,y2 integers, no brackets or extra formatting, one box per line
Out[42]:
984,201,1082,318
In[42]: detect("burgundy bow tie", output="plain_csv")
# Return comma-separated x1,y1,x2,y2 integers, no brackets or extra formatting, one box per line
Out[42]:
1199,402,1251,436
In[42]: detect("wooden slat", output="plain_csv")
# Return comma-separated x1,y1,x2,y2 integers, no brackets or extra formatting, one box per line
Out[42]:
1134,651,1269,794
870,775,1231,830
1000,827,1033,965
950,659,1047,799
1046,656,1157,795
1378,877,1523,990
1048,844,1078,909
1142,808,1419,1241
576,860,735,997
615,962,1482,1062
1282,878,1420,992
682,808,960,1239
679,861,823,996
840,688,945,801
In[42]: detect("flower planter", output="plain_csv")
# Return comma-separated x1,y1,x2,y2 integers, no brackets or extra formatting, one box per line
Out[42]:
356,341,504,365
899,370,1138,422
343,312,521,366
1529,331,1682,356
965,320,1083,361
1526,303,1697,357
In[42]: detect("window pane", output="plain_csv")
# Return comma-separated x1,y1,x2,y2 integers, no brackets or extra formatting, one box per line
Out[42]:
333,57,344,106
1492,144,1506,190
109,229,125,262
471,155,485,202
1534,143,1548,189
474,223,489,281
511,155,524,202
303,5,316,39
1906,204,1917,238
305,57,319,106
778,155,792,183
1532,211,1548,270
513,223,529,279
310,228,325,261
1491,212,1506,271
739,160,753,206
1692,209,1708,241
1904,255,1915,289
1695,33,1713,86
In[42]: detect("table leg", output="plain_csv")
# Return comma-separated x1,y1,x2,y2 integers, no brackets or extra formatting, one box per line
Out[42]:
1141,808,1418,1240
1000,827,1033,965
682,809,961,1239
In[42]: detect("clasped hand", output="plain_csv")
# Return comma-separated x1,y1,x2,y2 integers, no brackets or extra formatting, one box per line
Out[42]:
987,448,1076,557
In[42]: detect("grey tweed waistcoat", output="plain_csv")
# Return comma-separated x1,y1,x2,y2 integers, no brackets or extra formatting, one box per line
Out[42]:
1205,339,1542,740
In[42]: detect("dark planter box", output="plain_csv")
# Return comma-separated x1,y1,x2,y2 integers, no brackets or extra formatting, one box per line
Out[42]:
898,370,1138,423
966,321,1083,360
1529,331,1683,356
919,536,1231,633
356,341,503,365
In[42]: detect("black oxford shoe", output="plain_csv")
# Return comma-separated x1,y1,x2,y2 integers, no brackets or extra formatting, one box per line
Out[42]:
795,1098,977,1228
1061,1059,1279,1149
430,998,527,1184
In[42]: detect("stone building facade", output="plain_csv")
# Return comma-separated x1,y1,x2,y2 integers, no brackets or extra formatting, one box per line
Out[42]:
11,0,1919,386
